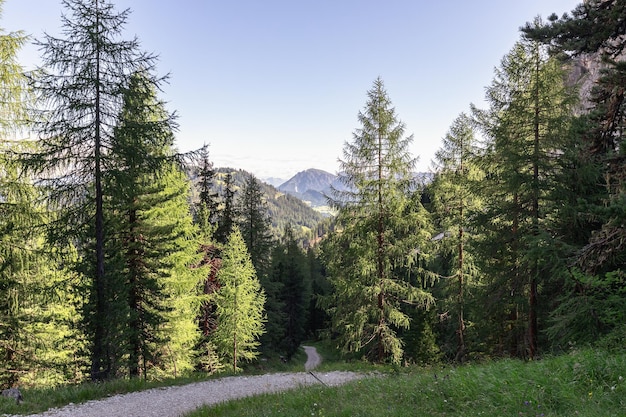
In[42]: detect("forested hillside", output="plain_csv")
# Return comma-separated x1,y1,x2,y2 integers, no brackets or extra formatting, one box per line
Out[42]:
1,0,625,391
187,167,324,242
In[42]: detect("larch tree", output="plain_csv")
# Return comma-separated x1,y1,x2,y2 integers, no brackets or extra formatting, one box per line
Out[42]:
429,113,483,362
24,0,162,381
213,226,266,372
322,77,434,364
0,4,50,387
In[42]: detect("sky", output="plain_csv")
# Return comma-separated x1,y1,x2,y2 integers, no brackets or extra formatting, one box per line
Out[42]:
2,0,581,181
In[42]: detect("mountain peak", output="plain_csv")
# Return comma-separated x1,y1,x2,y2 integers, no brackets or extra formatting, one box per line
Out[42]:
278,169,337,194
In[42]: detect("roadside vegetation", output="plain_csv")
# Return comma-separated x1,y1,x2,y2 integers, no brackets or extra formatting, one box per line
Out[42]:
2,346,624,416
186,348,626,417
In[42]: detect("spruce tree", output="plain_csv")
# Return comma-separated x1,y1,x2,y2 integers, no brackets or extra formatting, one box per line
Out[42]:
269,226,311,359
322,77,433,364
214,172,237,245
213,227,266,372
25,0,162,380
238,173,274,279
106,69,188,378
194,146,219,231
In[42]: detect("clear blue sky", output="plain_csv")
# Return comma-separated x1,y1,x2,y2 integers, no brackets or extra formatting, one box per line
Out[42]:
3,0,581,180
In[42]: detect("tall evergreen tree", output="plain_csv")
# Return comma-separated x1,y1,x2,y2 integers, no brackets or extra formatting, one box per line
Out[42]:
106,69,189,378
213,227,266,372
471,33,576,358
194,145,219,231
322,77,433,364
429,113,483,362
25,0,163,380
523,1,626,345
270,226,311,359
214,172,237,245
238,174,274,280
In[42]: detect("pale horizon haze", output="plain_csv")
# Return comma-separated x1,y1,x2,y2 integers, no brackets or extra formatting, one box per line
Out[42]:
3,0,581,181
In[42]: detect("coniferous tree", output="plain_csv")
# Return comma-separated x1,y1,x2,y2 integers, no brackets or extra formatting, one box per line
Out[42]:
523,1,626,346
213,227,266,372
214,172,237,245
238,174,274,280
270,226,311,359
429,113,483,362
106,69,194,379
194,146,219,231
471,33,576,358
322,77,434,364
25,0,163,381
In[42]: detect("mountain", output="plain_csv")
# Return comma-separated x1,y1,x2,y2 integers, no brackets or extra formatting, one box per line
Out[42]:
191,168,325,241
278,169,338,209
278,168,337,194
277,168,433,209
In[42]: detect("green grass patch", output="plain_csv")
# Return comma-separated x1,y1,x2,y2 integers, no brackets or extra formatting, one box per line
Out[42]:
185,349,626,417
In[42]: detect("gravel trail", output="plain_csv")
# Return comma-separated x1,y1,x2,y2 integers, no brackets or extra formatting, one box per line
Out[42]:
15,347,365,417
302,345,321,371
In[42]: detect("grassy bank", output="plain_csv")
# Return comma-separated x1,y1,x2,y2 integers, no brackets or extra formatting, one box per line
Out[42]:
0,350,306,416
186,349,626,417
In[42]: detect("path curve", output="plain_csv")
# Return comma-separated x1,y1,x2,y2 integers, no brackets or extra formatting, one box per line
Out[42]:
17,346,341,417
19,371,365,417
302,345,322,371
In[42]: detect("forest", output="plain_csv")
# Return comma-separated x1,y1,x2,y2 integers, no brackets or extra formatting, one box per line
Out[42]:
0,0,624,389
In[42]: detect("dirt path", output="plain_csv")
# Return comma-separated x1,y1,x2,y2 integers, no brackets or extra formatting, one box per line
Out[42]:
302,345,322,371
17,347,363,417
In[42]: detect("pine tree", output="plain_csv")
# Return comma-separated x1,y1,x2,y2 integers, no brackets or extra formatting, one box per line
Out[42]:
24,0,163,381
429,113,483,362
322,77,434,364
213,227,266,372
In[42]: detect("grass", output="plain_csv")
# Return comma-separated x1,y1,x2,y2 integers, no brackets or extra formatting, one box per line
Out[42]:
0,350,307,416
184,348,626,417
1,346,624,416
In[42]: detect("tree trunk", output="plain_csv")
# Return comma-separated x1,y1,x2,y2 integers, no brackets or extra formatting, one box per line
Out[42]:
91,0,108,381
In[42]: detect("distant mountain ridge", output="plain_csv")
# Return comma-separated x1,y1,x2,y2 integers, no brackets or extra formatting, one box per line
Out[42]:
277,168,433,209
277,168,345,209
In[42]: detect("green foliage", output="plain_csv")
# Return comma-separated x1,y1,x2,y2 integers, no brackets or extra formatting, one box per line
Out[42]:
104,69,205,379
213,227,266,372
470,33,577,358
186,349,626,417
546,269,626,349
267,226,312,358
24,0,166,381
322,78,434,364
428,113,484,362
238,174,274,278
